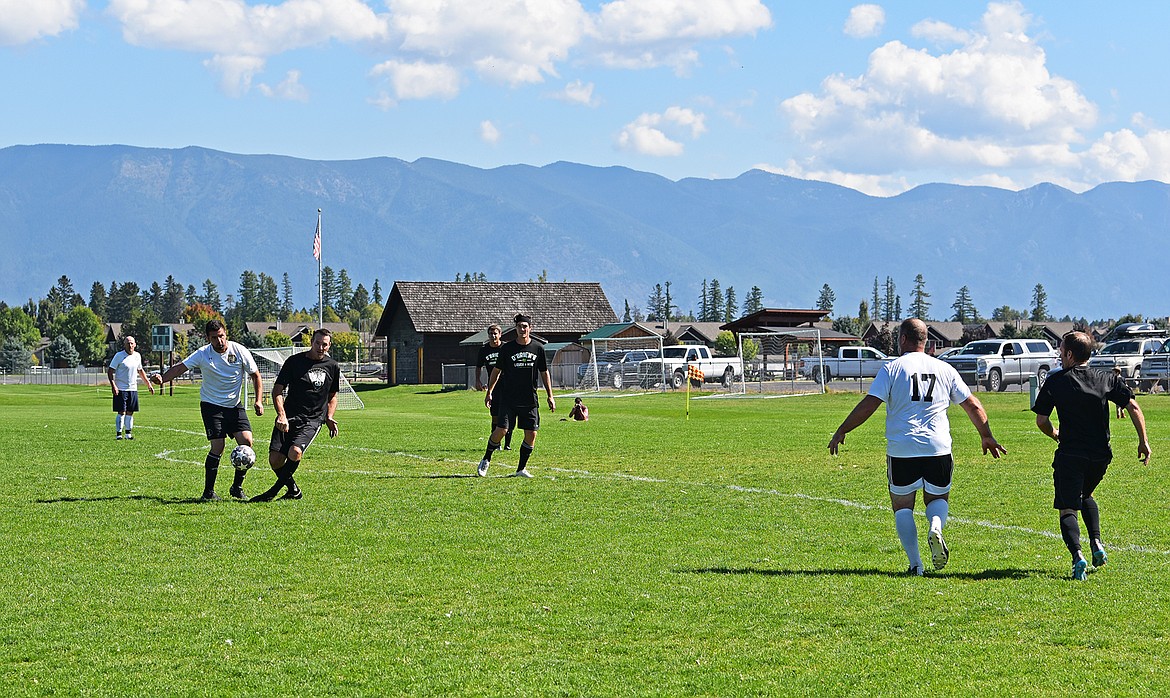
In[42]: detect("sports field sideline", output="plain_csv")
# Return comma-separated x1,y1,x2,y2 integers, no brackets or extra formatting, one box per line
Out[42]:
2,384,1167,696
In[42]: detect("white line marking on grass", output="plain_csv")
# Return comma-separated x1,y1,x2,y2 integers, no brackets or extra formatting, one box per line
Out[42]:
141,431,1170,556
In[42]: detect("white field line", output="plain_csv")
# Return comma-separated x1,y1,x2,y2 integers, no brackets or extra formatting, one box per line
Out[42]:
140,426,1170,556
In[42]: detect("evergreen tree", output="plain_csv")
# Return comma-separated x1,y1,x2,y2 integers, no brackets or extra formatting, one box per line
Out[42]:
162,275,185,323
664,281,674,322
281,273,295,321
883,276,897,322
724,286,737,323
351,283,370,313
951,286,979,324
236,270,261,321
894,296,902,321
816,284,835,316
646,284,666,321
910,274,931,320
743,286,764,315
186,284,198,306
872,277,881,323
321,266,336,311
88,281,108,319
372,279,383,305
35,297,60,336
257,273,280,320
107,281,142,323
1031,283,1050,322
202,279,222,312
0,336,32,372
336,269,354,314
46,335,80,368
623,300,632,322
144,282,164,318
699,280,709,322
707,279,723,323
858,299,870,327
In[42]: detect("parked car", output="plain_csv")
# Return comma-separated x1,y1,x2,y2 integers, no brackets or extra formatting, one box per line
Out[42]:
1087,337,1166,384
942,339,1058,391
579,349,659,389
799,346,892,384
934,347,962,361
636,345,744,389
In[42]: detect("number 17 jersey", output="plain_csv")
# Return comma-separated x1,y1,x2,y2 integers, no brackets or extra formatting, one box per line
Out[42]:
868,352,972,458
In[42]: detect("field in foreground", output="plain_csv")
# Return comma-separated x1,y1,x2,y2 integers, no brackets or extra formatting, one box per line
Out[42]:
2,384,1168,696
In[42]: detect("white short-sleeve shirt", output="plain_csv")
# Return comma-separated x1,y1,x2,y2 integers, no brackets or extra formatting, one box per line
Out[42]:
182,341,259,408
868,351,972,458
108,350,144,391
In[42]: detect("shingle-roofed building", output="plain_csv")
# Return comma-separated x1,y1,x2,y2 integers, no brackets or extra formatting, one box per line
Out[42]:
375,281,618,384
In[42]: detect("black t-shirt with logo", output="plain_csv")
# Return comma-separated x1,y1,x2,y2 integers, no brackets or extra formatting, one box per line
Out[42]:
494,340,547,407
1032,365,1134,460
477,343,506,389
275,351,341,423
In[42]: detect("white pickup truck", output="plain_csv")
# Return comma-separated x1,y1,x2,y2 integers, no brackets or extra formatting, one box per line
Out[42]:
636,345,743,389
799,346,892,384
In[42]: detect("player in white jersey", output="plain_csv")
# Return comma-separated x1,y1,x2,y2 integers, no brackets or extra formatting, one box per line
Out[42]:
828,319,1007,575
153,320,264,501
107,335,154,440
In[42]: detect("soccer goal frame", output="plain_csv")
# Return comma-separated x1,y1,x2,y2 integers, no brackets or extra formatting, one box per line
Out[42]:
250,346,365,410
731,329,826,397
576,335,666,394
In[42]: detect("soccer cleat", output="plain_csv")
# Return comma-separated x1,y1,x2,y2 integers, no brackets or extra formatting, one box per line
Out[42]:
503,446,512,451
477,459,489,477
281,483,303,500
249,486,282,503
116,433,123,440
905,565,924,576
229,486,249,501
508,469,534,478
928,527,949,570
201,492,221,502
1073,558,1089,581
125,432,134,440
1092,548,1108,568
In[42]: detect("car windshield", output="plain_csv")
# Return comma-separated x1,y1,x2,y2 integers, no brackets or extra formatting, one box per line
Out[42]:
958,342,999,356
1099,341,1142,355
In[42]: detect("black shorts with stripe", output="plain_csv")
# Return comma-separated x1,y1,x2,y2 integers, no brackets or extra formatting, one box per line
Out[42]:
887,454,954,496
270,416,324,456
200,402,252,441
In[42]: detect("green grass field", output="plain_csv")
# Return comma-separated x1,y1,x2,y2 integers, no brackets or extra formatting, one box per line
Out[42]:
2,383,1167,696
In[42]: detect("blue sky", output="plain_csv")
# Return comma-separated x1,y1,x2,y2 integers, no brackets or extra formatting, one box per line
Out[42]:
3,1,1170,196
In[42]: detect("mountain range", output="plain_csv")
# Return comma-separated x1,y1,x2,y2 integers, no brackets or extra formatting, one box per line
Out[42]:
1,143,1167,322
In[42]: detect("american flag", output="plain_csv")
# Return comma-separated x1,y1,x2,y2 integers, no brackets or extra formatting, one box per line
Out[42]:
312,218,321,260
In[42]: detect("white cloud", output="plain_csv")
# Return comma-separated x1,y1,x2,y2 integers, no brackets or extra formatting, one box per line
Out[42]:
844,4,885,39
756,160,910,197
589,0,771,72
910,19,972,46
480,120,501,144
779,1,1111,192
369,59,461,102
0,0,83,45
258,70,310,101
108,0,390,94
616,106,707,157
550,79,599,107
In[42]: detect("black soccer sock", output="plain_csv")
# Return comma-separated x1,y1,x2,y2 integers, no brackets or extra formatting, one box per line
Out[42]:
482,439,501,462
203,452,221,496
232,465,247,489
518,443,534,471
1080,496,1102,549
504,429,513,449
1059,511,1083,557
280,459,300,485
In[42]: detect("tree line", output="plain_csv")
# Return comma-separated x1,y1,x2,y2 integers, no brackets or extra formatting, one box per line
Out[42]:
0,270,385,371
629,280,766,325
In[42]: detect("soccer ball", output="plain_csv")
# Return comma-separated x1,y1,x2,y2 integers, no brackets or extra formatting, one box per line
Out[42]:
230,445,256,471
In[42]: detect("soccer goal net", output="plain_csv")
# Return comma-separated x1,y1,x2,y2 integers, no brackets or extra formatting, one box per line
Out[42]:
250,346,365,410
576,335,666,394
730,329,826,397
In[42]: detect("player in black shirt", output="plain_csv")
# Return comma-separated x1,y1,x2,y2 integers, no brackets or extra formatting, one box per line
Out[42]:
1032,331,1150,580
475,323,514,450
478,314,556,477
252,328,341,502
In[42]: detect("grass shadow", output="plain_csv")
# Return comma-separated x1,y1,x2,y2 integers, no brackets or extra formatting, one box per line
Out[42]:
37,494,241,506
682,566,1043,580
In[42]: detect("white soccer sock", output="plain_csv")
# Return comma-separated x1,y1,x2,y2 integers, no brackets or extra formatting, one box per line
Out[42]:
125,415,134,432
925,499,949,532
894,508,922,568
115,415,124,433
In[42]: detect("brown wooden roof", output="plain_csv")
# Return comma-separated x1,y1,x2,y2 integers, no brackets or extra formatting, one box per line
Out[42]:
375,281,618,336
721,308,830,333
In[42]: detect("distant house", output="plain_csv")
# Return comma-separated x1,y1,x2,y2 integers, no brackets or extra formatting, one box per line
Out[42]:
374,281,618,384
722,308,859,349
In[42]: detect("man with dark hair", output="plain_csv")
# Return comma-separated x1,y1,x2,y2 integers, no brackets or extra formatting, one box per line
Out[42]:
251,328,340,502
829,318,1006,575
1033,331,1150,580
153,320,263,501
107,335,154,440
479,314,555,478
475,323,514,450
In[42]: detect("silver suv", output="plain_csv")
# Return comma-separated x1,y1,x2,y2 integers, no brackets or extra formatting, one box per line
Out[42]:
943,339,1059,392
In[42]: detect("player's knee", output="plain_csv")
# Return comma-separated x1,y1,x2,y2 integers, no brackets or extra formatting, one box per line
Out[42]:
290,446,304,461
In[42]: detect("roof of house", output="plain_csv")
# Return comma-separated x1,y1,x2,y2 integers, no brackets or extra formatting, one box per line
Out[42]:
721,308,830,333
377,281,618,336
580,321,661,340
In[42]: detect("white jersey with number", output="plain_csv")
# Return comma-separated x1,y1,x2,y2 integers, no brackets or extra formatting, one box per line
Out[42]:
867,351,972,458
182,341,258,408
108,350,144,391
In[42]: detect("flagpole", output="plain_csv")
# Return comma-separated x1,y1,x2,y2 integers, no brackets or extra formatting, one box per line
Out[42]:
686,364,691,421
316,208,323,328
